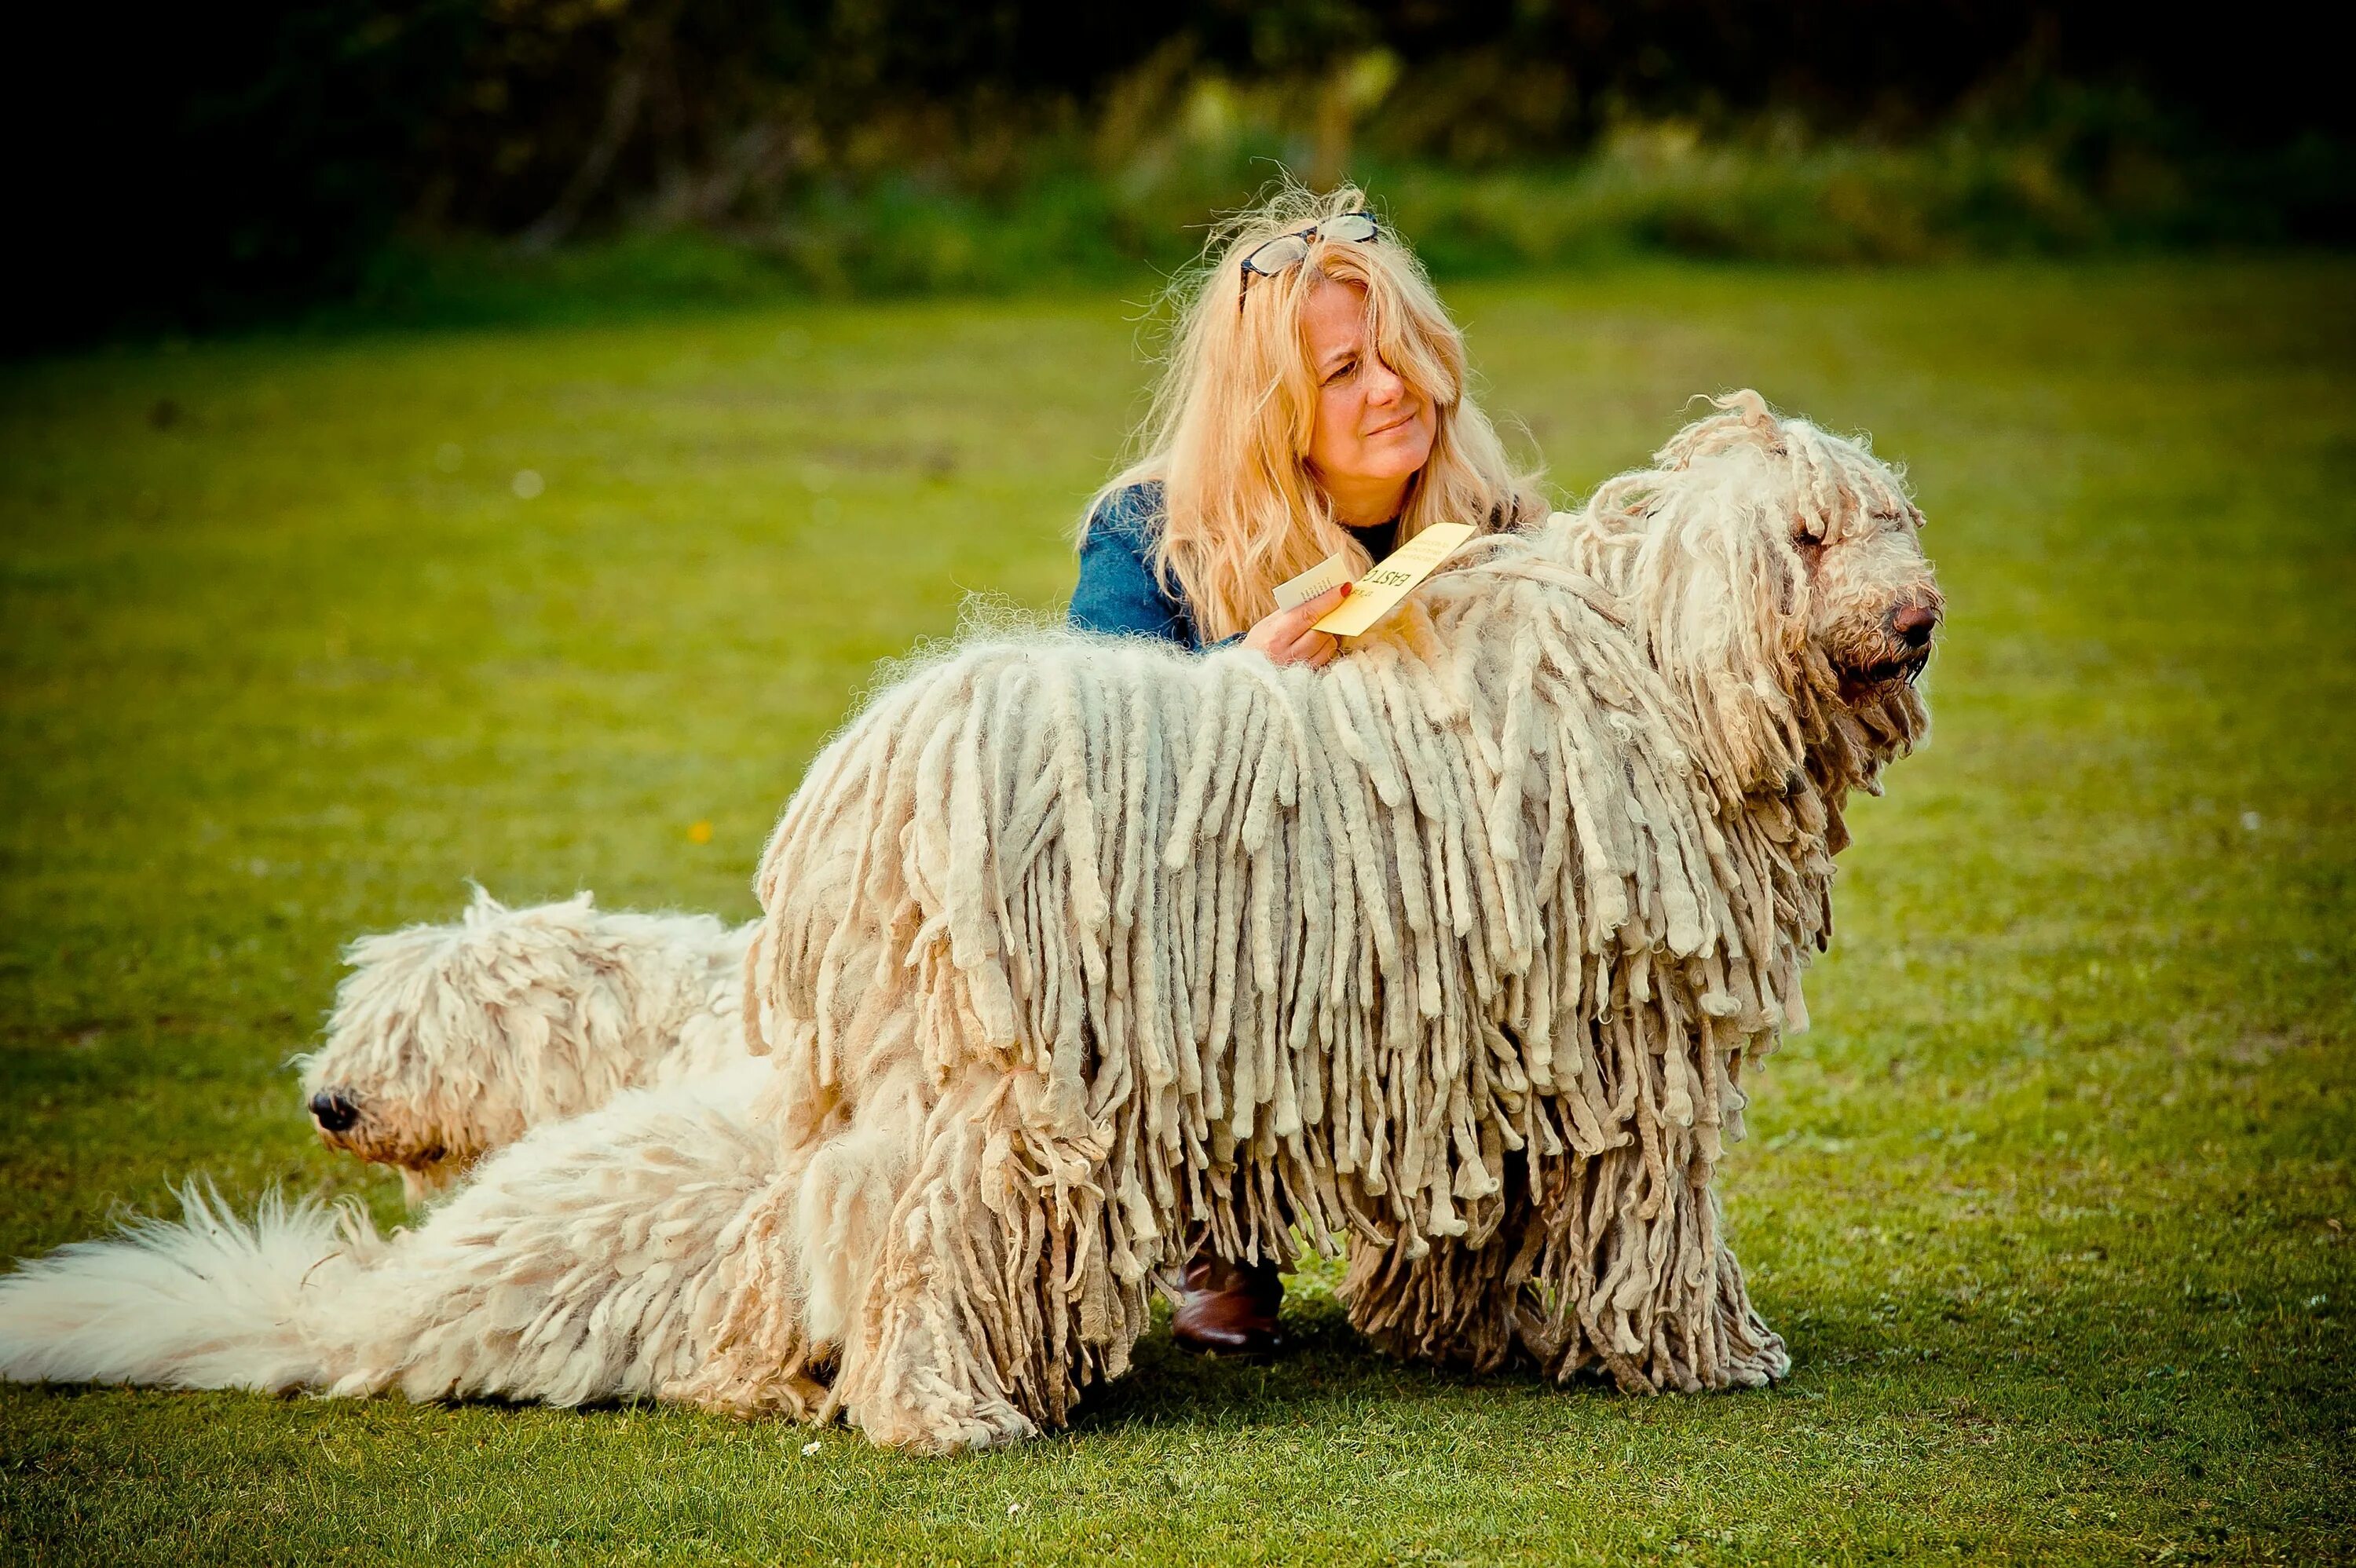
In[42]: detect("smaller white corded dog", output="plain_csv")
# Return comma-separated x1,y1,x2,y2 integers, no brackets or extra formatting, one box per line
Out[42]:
300,889,756,1201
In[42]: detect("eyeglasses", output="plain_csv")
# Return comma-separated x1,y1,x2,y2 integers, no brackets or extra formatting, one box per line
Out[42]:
1238,211,1381,305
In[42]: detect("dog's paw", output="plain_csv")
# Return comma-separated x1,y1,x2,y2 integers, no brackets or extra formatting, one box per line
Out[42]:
852,1393,1037,1454
956,1395,1039,1452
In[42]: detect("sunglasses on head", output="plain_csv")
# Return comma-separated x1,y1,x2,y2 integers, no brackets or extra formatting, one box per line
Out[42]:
1238,211,1381,307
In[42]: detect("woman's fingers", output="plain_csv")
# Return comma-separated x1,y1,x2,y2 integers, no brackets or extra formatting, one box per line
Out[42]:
1297,581,1351,621
1242,580,1352,667
1284,626,1339,667
1271,582,1350,634
1275,585,1349,667
1285,583,1351,645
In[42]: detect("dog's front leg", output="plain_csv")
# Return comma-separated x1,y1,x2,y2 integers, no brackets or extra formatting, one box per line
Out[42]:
829,1064,1081,1453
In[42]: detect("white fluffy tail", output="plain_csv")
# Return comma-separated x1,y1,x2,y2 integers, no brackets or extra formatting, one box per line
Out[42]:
2,1063,825,1415
0,1181,376,1392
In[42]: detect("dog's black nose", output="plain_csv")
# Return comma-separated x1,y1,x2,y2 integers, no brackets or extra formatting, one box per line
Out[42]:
1891,602,1940,649
309,1090,360,1133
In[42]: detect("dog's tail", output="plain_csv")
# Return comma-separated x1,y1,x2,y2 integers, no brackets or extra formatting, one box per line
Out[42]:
0,1180,378,1392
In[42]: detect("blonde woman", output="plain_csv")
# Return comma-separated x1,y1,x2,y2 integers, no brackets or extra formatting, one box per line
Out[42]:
1067,186,1547,1352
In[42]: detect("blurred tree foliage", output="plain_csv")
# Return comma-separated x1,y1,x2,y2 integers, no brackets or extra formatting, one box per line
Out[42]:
13,2,2350,349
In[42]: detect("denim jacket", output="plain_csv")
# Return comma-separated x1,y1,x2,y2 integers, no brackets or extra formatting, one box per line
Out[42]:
1066,481,1398,651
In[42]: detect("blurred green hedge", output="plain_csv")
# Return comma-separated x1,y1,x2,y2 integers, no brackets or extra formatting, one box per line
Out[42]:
15,1,2350,348
335,118,2353,331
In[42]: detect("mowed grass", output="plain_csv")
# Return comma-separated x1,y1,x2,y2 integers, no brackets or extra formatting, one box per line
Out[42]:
2,260,2351,1564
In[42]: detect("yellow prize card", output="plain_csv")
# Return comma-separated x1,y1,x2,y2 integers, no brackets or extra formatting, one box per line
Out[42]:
1311,522,1477,638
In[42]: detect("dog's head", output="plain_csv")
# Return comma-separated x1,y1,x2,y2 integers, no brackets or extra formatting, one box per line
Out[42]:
297,889,602,1201
1567,390,1941,800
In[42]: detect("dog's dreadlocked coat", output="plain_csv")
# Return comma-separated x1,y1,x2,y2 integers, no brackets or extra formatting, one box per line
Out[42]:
0,393,1941,1453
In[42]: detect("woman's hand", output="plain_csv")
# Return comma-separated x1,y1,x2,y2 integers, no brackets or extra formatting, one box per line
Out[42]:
1242,582,1351,669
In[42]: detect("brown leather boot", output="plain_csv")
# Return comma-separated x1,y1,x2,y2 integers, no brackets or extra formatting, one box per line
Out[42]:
1171,1253,1286,1354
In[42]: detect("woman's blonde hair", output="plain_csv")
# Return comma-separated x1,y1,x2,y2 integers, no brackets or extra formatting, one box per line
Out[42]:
1088,182,1547,642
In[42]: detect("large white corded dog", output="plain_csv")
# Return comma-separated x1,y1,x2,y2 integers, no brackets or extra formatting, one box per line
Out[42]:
0,393,1940,1453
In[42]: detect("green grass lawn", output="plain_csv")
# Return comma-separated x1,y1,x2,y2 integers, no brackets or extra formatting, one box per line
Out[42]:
2,260,2351,1564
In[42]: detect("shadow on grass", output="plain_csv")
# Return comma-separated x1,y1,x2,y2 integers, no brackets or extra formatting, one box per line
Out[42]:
0,1309,1612,1457
1066,1296,1625,1438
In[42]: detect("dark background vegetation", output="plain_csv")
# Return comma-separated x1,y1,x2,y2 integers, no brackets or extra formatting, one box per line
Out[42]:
12,1,2351,350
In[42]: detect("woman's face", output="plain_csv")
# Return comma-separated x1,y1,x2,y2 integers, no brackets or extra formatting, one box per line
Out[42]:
1301,277,1435,509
